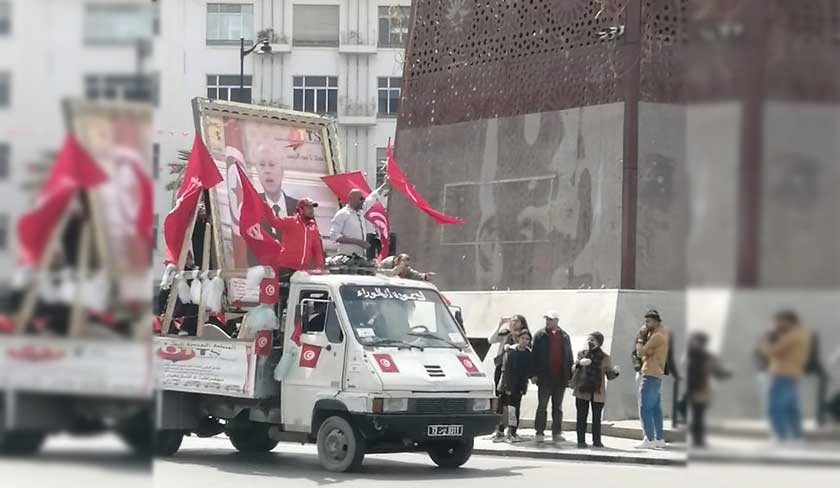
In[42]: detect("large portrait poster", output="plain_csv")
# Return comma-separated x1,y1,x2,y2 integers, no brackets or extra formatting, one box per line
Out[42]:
194,100,341,303
64,100,153,304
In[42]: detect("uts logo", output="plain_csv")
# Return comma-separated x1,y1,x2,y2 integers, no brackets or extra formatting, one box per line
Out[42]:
157,345,196,362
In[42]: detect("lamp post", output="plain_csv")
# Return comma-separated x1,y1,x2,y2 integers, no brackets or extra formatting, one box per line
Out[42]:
239,37,272,103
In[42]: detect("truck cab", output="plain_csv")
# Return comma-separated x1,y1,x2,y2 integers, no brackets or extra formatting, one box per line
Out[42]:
155,269,497,472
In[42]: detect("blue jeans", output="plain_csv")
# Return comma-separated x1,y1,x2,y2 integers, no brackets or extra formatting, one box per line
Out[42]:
639,375,664,441
768,376,802,440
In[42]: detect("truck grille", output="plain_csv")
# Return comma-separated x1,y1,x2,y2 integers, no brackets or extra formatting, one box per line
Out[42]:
414,398,469,414
424,365,445,377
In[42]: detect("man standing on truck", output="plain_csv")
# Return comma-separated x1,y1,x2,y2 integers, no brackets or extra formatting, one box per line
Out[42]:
330,189,370,258
266,197,325,271
531,310,574,444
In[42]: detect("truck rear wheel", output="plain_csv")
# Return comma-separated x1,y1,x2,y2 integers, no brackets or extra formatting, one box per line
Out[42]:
228,422,279,453
155,430,184,457
316,416,365,472
0,431,47,455
427,438,474,469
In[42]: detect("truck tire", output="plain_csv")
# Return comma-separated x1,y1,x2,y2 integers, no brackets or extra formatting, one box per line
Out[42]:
427,438,474,469
316,416,365,472
117,412,153,456
228,422,279,453
155,430,184,457
0,431,47,456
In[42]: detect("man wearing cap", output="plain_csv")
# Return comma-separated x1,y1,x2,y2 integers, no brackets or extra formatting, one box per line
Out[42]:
266,197,325,271
635,310,670,449
531,310,574,444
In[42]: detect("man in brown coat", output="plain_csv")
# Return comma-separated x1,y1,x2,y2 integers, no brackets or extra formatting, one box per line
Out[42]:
635,310,670,449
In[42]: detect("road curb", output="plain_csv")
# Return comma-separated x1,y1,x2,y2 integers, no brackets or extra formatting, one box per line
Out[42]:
691,453,840,468
473,448,686,467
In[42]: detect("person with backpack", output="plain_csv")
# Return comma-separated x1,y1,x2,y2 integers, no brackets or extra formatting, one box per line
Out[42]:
635,310,670,449
571,332,619,448
758,310,811,441
487,314,529,442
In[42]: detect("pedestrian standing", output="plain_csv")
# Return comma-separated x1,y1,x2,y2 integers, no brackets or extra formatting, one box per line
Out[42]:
329,188,370,258
488,314,528,442
531,311,573,444
759,310,811,442
684,331,730,448
571,332,619,448
635,310,670,449
498,330,533,442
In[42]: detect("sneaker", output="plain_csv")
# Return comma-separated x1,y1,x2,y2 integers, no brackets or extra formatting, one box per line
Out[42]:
535,434,545,444
508,434,524,443
552,433,567,443
654,439,667,449
635,438,657,449
491,432,507,443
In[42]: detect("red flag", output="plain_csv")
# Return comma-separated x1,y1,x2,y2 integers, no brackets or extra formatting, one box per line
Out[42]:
17,135,107,265
162,134,224,264
299,343,322,368
321,171,372,203
363,190,390,261
234,164,285,266
385,141,464,224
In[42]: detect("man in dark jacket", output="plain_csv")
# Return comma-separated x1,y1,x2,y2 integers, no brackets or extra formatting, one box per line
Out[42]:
531,310,574,443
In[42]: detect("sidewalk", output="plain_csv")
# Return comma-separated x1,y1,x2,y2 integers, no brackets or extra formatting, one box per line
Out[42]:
473,429,686,467
691,435,840,467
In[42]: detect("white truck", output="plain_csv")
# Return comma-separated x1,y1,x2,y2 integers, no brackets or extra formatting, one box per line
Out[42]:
154,269,498,472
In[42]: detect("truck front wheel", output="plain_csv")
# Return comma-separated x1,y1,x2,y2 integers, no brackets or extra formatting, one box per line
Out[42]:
228,422,279,453
0,431,47,455
316,416,365,472
427,438,474,469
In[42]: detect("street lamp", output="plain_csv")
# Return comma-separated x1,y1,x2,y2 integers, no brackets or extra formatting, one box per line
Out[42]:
239,37,272,103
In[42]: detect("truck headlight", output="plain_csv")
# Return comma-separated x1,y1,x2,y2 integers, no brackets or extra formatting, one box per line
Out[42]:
382,398,409,413
472,398,492,411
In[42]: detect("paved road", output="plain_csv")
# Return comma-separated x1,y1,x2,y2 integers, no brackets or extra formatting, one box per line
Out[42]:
1,434,836,488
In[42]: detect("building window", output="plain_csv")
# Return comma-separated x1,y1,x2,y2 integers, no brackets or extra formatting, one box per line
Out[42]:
0,2,11,36
378,6,410,47
0,214,8,250
0,72,9,108
152,143,160,180
293,76,338,114
377,77,401,116
83,3,158,45
206,3,254,45
375,147,387,187
293,5,339,47
207,74,252,103
85,74,159,106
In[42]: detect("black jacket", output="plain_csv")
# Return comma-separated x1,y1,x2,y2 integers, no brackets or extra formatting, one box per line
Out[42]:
532,327,574,386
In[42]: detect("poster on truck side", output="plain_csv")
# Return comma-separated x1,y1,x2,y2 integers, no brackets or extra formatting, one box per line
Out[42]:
154,338,256,398
192,98,343,304
0,337,152,398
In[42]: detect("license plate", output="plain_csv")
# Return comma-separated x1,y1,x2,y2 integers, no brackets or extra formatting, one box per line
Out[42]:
427,424,463,437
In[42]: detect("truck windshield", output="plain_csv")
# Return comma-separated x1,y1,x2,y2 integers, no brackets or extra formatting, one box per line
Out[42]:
339,286,468,349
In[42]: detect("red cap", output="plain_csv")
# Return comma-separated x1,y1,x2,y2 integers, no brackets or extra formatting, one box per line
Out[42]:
296,198,319,213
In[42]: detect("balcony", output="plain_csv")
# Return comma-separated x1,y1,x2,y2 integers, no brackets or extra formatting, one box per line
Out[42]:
337,99,377,126
338,31,378,54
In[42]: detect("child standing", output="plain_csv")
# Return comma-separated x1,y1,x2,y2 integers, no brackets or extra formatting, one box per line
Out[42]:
498,329,533,442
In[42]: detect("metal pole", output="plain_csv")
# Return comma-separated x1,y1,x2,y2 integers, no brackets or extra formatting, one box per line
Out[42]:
240,37,245,103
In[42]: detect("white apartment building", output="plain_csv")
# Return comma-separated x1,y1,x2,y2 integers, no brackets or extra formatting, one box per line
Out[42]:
0,0,410,278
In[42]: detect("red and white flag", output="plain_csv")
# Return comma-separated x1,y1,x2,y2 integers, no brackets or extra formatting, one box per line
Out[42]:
385,140,464,225
234,164,285,267
320,171,372,203
373,353,399,373
18,135,107,265
363,188,390,262
162,134,223,264
299,343,322,368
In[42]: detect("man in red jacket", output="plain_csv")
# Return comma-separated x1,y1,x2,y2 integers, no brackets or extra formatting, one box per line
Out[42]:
266,197,325,270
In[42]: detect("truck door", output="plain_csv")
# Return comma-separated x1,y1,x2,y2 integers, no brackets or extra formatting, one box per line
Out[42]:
281,287,346,432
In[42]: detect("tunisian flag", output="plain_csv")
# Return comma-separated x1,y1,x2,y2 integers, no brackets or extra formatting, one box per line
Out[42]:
385,140,464,224
162,134,223,264
234,164,285,266
18,135,107,265
321,171,372,202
